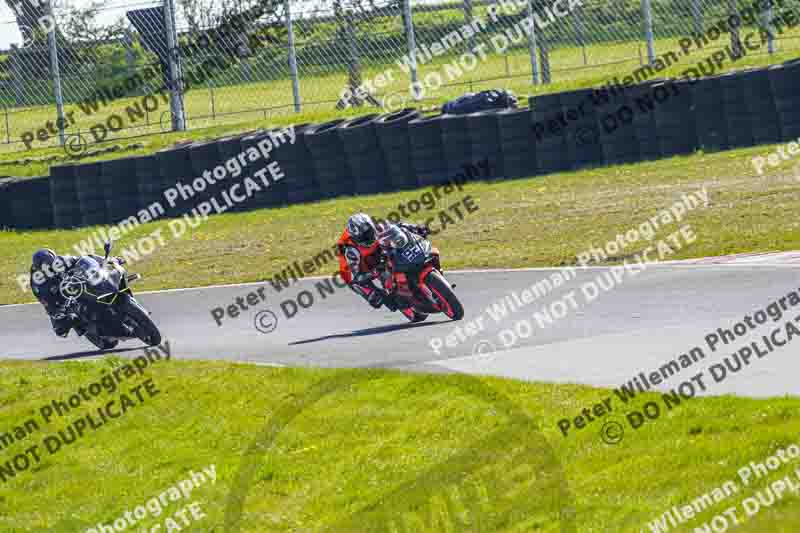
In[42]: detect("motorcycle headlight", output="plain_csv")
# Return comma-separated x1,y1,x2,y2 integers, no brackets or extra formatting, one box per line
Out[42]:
85,267,108,286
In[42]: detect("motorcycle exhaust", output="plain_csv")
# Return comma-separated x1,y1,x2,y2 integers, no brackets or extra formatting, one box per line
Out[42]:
128,273,142,283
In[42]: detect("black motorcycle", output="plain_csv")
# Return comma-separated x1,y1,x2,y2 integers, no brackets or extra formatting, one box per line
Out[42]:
58,240,162,351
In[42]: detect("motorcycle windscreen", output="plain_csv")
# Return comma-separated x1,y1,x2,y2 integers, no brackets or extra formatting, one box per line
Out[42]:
391,238,432,273
76,257,121,298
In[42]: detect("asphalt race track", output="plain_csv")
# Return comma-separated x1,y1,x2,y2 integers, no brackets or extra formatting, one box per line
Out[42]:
2,264,799,397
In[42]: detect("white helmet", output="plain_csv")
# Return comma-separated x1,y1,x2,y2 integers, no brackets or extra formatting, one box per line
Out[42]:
347,213,377,247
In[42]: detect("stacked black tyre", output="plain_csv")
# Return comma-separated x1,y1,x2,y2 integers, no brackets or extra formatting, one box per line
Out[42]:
135,154,163,215
305,119,352,200
741,68,781,146
274,123,316,205
440,114,473,181
592,88,639,165
102,157,141,223
156,143,194,217
375,109,420,190
628,83,661,161
49,164,83,228
7,177,53,229
409,115,449,186
531,93,571,173
188,140,225,209
217,133,246,163
76,162,109,226
497,108,536,179
560,88,603,168
652,80,697,157
720,71,756,149
0,178,9,229
467,110,503,180
338,114,388,195
769,61,800,141
238,130,287,210
691,75,729,152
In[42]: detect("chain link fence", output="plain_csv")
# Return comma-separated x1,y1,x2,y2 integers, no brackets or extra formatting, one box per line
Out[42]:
1,0,799,154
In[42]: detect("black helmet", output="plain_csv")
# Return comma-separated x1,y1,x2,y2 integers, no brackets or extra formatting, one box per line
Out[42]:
32,249,57,272
347,213,377,247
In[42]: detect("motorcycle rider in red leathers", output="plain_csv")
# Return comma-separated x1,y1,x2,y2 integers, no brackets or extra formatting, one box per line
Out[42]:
337,213,429,321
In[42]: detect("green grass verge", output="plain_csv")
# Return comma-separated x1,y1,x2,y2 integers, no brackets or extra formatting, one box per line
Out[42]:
0,360,798,531
3,139,800,306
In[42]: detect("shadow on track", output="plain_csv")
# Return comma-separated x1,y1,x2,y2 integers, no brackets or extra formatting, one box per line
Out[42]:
43,346,145,361
289,320,449,346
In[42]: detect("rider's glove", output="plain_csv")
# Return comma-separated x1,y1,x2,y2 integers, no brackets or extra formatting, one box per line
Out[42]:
353,272,374,285
367,290,384,309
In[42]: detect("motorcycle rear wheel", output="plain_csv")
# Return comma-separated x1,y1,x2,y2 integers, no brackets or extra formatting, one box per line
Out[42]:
425,271,464,320
120,297,162,347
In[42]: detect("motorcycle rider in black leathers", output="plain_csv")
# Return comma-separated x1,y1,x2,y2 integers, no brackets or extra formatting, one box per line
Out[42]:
30,249,104,337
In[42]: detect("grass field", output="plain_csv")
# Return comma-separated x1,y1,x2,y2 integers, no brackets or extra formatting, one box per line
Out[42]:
2,138,800,306
0,359,798,531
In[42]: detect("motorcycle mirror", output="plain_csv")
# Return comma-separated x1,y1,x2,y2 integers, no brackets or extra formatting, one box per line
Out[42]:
103,238,113,260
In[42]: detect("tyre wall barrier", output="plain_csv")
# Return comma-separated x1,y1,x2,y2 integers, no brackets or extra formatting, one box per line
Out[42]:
188,139,224,211
156,143,193,219
562,88,603,169
7,177,54,229
497,108,536,180
135,154,162,213
769,63,800,140
375,109,421,190
305,119,352,200
338,114,388,196
276,123,316,205
409,114,448,187
102,157,140,223
75,162,109,227
440,114,472,180
49,164,82,228
0,178,10,229
239,130,285,210
4,61,799,231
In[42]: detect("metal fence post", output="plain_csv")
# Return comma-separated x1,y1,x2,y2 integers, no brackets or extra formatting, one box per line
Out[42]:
574,6,587,65
47,0,66,146
163,0,186,131
9,45,23,107
123,30,137,85
691,0,703,37
402,0,420,100
527,0,539,85
464,0,475,51
728,0,743,57
641,0,656,65
285,0,301,112
764,3,776,54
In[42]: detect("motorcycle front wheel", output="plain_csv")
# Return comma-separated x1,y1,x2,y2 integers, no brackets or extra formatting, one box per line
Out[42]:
424,271,464,320
120,296,162,347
